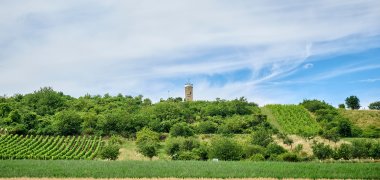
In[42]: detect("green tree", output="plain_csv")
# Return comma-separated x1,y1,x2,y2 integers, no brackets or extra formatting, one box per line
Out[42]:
338,104,345,109
100,144,120,160
312,142,333,160
251,128,273,147
283,136,294,149
368,101,380,110
136,128,160,159
208,136,243,161
345,96,360,110
53,111,82,135
337,143,353,160
169,122,194,137
337,119,352,137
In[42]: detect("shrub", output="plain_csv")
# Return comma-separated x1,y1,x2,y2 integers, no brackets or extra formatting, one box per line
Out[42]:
369,142,380,159
312,142,333,160
165,137,183,156
351,139,371,159
266,143,286,156
170,122,194,137
136,128,160,159
280,152,300,162
177,151,199,160
196,121,218,134
137,141,158,159
336,143,353,160
249,153,265,161
294,144,303,153
243,145,266,158
180,137,200,151
300,99,334,113
251,128,273,147
208,136,243,161
192,143,209,160
100,144,120,160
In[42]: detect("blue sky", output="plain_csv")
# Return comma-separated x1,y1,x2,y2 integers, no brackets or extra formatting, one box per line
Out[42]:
0,0,379,108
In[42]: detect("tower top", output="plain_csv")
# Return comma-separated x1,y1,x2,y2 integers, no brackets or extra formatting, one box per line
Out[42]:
184,83,193,87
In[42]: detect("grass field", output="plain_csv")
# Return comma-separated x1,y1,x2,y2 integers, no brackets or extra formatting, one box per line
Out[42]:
339,109,380,128
0,160,379,179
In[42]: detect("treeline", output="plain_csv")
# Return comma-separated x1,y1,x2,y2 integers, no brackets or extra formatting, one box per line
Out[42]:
0,87,265,137
301,100,380,138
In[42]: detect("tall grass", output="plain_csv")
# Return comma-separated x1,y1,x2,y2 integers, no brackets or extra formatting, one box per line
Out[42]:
0,160,379,179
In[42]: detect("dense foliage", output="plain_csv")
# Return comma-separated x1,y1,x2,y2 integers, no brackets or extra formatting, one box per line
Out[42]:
368,101,380,110
300,99,362,139
0,134,102,160
0,87,261,137
345,96,361,110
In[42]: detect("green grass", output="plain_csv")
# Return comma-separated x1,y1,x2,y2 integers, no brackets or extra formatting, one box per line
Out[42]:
263,105,320,135
339,109,380,128
0,160,379,179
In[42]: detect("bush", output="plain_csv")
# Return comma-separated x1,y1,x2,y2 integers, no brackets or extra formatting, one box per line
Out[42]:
170,122,194,137
294,144,303,153
208,136,243,161
312,142,333,160
243,145,266,158
100,144,120,160
136,128,160,159
266,143,286,157
165,137,201,160
196,121,218,134
251,128,273,147
192,143,209,160
370,142,380,159
336,143,353,160
177,151,200,160
280,152,300,162
352,139,371,159
300,99,334,113
137,141,158,159
249,153,265,161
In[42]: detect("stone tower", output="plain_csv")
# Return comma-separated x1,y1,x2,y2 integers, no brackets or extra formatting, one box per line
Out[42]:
184,83,193,101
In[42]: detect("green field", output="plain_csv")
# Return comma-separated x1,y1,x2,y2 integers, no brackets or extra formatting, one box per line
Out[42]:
263,105,320,135
0,160,379,179
339,109,380,128
0,134,102,160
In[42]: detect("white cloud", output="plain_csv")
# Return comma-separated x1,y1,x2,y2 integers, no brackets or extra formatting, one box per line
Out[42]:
0,0,380,104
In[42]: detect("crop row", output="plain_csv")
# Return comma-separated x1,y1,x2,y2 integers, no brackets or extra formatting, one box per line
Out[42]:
0,134,103,160
265,104,320,135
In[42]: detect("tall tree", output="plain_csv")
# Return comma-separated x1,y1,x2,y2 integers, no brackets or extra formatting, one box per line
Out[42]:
368,101,380,110
345,96,360,110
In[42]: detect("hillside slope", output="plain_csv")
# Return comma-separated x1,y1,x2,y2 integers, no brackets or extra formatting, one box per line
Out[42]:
262,105,320,136
339,109,380,128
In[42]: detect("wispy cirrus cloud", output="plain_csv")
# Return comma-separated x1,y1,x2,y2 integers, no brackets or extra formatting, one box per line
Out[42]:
0,0,380,105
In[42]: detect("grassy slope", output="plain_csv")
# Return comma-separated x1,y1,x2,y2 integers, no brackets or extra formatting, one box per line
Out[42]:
339,109,380,128
0,160,379,179
261,105,320,135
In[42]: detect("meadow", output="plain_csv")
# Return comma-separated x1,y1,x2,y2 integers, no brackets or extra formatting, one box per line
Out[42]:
0,160,380,179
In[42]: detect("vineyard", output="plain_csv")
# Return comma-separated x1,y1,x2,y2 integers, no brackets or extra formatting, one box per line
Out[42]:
0,134,103,160
264,104,320,135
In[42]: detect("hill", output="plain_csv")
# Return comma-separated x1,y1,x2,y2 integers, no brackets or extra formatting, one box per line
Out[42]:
262,105,320,136
338,109,380,128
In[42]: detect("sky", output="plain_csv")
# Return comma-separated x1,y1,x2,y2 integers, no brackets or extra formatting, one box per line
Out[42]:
0,0,380,108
